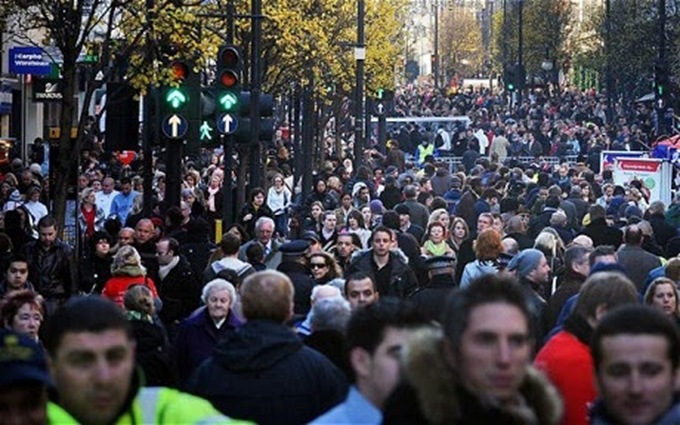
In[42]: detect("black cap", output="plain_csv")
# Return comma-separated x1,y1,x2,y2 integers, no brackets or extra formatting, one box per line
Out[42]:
394,204,410,216
425,255,457,271
302,231,321,243
279,240,311,257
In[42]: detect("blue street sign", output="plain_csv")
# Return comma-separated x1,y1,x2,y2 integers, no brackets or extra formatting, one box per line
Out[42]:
9,47,51,75
217,113,238,135
161,114,188,139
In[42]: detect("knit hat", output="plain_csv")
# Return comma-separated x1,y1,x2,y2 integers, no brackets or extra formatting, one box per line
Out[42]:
624,205,643,220
507,248,544,279
369,199,385,214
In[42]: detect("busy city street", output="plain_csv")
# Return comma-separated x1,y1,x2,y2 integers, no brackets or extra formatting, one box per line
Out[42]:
0,0,680,424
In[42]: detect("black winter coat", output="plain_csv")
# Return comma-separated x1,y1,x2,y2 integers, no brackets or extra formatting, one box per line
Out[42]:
157,257,202,326
179,240,216,281
78,253,113,293
276,261,316,316
130,318,177,387
580,218,623,249
187,320,348,425
345,249,418,298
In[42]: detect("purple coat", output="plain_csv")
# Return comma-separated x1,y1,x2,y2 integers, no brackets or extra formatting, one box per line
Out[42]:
174,306,244,388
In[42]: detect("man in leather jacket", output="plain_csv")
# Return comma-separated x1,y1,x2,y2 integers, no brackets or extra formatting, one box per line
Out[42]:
20,216,74,316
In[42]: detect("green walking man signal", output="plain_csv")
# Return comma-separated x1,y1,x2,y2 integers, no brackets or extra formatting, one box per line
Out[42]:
200,121,213,141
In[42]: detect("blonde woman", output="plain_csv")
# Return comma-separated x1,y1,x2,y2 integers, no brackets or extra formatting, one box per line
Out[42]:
534,228,566,296
427,208,451,232
102,245,158,307
77,187,106,239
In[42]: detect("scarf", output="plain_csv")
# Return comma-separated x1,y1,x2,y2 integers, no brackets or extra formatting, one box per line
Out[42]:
207,186,219,212
424,240,449,256
158,256,180,281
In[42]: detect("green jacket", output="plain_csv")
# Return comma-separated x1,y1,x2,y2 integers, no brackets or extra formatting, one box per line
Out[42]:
48,386,251,424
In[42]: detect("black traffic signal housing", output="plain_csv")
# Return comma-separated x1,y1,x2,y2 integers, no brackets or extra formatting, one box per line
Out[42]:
215,45,242,114
158,59,200,151
504,65,516,92
105,82,139,152
655,60,669,108
199,87,219,148
235,92,275,144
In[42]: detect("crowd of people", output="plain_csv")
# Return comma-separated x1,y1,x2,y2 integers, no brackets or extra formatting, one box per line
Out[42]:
1,82,680,424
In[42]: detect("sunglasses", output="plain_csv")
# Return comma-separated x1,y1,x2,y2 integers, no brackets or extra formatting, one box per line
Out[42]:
310,263,327,269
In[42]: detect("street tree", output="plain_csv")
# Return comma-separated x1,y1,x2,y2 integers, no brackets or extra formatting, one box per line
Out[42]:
0,0,218,232
439,5,483,80
491,0,573,87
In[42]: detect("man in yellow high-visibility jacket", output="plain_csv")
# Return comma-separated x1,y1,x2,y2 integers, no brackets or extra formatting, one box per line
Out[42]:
44,296,250,425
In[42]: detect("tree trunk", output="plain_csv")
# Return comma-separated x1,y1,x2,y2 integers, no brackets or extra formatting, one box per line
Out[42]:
53,61,79,234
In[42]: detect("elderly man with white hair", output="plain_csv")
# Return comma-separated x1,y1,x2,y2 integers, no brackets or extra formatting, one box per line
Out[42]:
296,284,343,336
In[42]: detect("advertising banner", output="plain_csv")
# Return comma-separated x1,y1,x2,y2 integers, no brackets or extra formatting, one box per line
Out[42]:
613,158,672,205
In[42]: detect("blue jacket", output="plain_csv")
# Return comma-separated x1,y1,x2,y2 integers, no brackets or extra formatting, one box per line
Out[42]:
174,307,243,388
109,191,139,224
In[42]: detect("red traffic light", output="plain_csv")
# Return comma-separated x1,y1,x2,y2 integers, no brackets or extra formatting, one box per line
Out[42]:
219,47,239,67
219,70,238,88
170,61,189,81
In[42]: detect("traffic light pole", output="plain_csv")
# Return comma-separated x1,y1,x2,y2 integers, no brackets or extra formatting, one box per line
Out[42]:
222,0,236,226
249,0,263,189
142,0,155,216
353,0,365,166
656,0,667,135
517,0,524,106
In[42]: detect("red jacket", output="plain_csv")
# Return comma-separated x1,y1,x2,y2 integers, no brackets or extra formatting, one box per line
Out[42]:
102,275,158,308
535,330,596,425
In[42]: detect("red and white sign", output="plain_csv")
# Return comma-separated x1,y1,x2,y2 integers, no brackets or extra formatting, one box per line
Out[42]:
613,158,671,205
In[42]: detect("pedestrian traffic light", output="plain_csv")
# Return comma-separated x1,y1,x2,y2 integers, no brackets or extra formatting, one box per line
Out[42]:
215,45,242,113
199,88,218,147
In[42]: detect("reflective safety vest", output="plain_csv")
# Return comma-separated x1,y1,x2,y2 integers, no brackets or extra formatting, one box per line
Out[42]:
48,387,253,424
416,144,434,165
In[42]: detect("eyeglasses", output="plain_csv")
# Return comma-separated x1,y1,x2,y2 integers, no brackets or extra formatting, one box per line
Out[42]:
310,263,327,269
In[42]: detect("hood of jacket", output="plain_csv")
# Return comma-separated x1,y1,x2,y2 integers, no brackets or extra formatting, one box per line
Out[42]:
111,263,146,277
213,319,302,372
401,327,562,425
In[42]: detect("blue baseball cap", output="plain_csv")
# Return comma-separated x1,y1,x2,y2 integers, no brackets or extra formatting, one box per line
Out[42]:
0,330,52,389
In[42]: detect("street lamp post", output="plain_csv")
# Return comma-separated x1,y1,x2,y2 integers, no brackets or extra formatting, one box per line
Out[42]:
433,0,439,89
517,0,524,106
605,0,613,123
353,0,365,166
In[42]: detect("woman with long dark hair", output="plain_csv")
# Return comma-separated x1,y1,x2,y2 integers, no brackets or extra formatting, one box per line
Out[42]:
236,187,274,239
